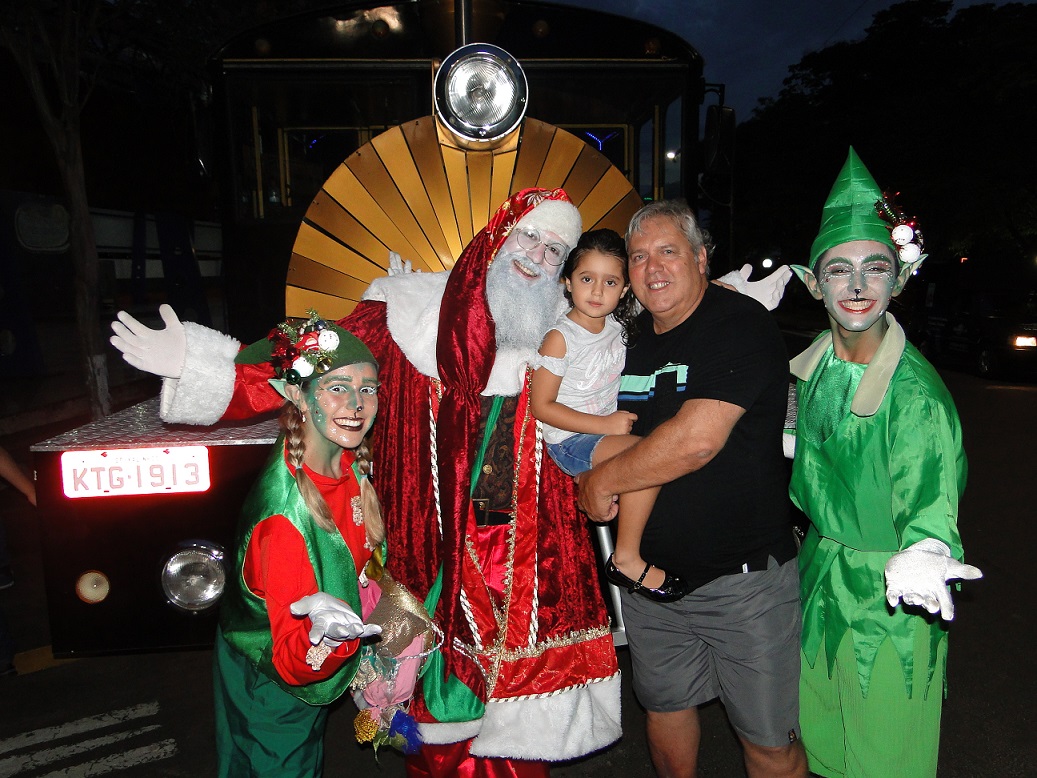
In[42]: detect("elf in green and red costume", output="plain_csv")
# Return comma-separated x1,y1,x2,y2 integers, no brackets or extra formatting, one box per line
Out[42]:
787,148,983,778
212,315,392,776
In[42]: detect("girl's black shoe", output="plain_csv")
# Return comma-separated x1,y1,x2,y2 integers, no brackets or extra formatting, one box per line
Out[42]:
604,555,690,603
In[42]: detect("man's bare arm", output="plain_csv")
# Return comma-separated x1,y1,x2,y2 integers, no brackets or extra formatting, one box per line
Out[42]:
576,398,745,521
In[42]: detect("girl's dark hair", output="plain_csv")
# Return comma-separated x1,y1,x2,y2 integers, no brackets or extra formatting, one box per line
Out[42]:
561,228,641,345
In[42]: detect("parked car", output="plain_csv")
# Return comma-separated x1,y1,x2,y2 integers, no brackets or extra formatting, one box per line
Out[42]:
918,289,1037,379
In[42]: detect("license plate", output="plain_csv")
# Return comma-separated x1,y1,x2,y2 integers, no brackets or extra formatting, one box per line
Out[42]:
60,446,211,499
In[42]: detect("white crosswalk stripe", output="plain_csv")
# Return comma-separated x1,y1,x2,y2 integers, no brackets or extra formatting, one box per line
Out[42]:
0,704,177,777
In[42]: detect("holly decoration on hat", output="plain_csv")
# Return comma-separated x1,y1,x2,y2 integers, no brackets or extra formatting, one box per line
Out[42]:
267,309,341,385
876,191,925,265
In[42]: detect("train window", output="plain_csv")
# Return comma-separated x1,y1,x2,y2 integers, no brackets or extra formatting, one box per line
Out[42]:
222,66,432,224
663,96,683,200
524,63,691,202
639,121,654,200
281,128,371,210
562,125,629,179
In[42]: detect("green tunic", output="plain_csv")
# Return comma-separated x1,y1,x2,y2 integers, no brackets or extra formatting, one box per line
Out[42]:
219,440,364,705
790,315,967,699
213,441,366,777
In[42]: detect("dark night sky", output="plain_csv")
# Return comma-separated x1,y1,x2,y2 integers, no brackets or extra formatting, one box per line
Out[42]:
555,0,1006,122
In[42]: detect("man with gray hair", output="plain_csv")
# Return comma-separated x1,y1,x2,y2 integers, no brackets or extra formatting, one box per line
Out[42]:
578,200,807,777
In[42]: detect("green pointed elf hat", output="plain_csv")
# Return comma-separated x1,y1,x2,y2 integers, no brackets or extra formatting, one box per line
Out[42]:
809,147,896,268
234,310,376,399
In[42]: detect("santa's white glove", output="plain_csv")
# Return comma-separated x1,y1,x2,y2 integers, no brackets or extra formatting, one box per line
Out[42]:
387,251,417,276
109,304,187,379
717,264,792,311
290,592,382,647
884,538,983,621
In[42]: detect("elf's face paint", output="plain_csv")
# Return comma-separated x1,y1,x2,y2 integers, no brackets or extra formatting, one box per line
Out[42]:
299,362,379,451
815,240,898,333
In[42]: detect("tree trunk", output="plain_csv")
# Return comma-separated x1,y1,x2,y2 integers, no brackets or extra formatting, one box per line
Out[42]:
58,122,111,419
2,5,113,419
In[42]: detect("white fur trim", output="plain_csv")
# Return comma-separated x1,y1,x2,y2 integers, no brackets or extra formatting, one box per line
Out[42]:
416,717,483,745
716,268,749,295
364,271,565,397
159,322,241,424
516,201,582,250
364,271,448,380
468,674,622,761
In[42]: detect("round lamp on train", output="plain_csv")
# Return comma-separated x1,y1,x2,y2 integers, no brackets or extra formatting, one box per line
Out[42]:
434,43,527,144
160,540,226,612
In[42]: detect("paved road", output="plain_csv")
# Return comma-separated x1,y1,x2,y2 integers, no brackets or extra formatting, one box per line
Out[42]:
0,368,1034,776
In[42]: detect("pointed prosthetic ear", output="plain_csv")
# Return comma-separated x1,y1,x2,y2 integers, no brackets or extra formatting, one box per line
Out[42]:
790,264,823,300
280,381,304,408
269,378,293,401
894,254,926,296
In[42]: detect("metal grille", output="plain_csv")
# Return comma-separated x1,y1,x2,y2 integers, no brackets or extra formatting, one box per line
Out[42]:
31,398,280,452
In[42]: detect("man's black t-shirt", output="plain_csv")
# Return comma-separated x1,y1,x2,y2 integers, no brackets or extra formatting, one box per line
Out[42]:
618,283,794,585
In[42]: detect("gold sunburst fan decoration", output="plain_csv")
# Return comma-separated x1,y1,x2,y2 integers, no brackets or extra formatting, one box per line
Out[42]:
285,116,643,319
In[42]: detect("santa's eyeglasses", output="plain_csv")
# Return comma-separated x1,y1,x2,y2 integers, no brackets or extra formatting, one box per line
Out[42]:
514,227,570,266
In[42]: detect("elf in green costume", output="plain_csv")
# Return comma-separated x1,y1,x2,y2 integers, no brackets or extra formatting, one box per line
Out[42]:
787,149,982,778
213,313,389,776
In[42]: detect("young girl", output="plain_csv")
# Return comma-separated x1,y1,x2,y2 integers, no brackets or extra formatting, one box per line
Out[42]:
531,229,688,601
212,313,390,776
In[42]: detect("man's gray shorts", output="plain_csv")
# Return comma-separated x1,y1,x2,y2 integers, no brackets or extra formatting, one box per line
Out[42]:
622,557,802,748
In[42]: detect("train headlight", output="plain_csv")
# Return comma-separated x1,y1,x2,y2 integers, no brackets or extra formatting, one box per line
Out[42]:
161,541,226,612
435,43,527,144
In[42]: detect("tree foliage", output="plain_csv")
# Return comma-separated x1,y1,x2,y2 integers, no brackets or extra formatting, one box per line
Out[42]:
734,0,1037,284
0,0,336,417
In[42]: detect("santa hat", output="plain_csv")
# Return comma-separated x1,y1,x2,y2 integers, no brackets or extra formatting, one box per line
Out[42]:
513,198,582,250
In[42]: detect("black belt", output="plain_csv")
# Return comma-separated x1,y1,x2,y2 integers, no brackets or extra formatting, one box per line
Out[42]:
472,499,513,527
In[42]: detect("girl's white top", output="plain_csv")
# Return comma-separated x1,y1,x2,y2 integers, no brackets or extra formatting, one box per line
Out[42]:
533,314,626,445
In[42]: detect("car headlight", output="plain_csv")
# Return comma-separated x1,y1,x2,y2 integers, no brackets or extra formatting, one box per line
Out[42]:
434,43,527,144
1013,335,1036,348
161,541,226,612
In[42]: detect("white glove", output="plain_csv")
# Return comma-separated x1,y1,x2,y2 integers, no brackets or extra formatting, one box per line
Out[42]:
717,264,792,311
884,538,983,621
387,251,417,276
109,304,187,379
782,432,796,459
741,263,792,311
290,592,382,646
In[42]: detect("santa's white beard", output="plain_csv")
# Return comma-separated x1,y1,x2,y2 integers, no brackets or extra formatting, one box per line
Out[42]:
485,251,563,350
